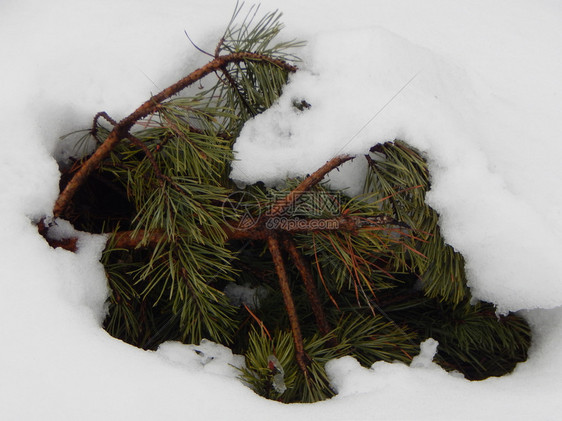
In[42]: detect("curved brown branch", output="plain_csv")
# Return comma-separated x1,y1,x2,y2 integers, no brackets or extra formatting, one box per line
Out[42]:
122,52,296,129
92,111,117,133
53,51,297,218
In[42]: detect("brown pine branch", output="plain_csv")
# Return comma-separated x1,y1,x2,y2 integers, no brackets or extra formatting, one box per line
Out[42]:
53,51,297,218
262,214,400,233
267,234,309,377
113,214,398,248
267,155,354,218
282,235,333,339
214,37,225,58
41,214,400,252
121,52,296,129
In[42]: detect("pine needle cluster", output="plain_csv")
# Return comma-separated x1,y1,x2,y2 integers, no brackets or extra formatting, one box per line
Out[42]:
51,4,530,404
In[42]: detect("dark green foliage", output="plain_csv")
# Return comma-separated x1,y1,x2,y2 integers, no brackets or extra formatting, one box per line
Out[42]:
385,296,531,379
59,5,531,404
240,329,337,403
365,142,469,303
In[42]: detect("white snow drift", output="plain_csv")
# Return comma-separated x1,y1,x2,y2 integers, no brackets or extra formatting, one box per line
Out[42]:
1,0,562,419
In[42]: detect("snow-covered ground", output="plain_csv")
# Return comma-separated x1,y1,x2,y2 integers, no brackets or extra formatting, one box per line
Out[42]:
1,0,562,419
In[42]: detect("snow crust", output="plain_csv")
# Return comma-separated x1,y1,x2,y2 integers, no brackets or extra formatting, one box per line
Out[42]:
2,0,562,419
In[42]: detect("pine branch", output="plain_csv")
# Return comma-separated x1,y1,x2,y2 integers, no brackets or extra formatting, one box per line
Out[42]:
120,214,398,246
364,141,468,303
41,213,401,252
267,234,309,378
267,155,354,218
43,6,532,404
53,51,297,218
282,235,332,338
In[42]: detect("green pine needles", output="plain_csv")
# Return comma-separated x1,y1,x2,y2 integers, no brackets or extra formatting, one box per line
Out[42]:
46,4,530,404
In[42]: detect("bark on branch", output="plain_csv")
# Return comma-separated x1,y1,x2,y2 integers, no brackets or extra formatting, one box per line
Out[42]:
282,235,332,338
105,214,400,250
267,234,309,377
41,213,400,252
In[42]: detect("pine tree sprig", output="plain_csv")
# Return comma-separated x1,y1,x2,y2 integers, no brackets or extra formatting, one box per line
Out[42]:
42,5,532,404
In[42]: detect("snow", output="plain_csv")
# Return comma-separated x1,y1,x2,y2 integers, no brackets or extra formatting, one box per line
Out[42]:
231,23,562,312
409,338,440,369
224,282,268,310
156,339,245,378
1,0,562,419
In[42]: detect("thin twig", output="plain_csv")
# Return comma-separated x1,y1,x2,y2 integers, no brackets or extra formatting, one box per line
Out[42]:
219,66,255,116
93,111,118,128
91,111,118,140
214,37,225,58
184,30,214,58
